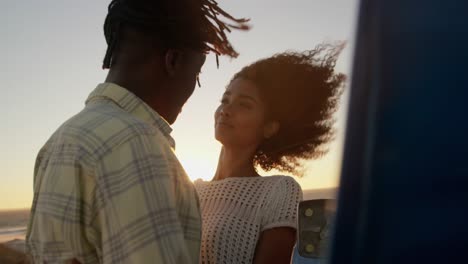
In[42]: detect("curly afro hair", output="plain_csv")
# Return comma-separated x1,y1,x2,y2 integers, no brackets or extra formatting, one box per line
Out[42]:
230,43,346,176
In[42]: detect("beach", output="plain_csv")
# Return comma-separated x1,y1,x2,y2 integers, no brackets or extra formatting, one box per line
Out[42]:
0,209,29,243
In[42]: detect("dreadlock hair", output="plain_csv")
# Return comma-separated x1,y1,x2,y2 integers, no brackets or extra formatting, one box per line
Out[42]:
230,43,347,176
102,0,250,69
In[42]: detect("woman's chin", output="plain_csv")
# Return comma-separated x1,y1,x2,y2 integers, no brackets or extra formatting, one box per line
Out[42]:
215,132,228,144
215,132,237,147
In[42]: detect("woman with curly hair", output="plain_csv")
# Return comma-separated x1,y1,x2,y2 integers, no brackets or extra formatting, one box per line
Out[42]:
194,43,346,264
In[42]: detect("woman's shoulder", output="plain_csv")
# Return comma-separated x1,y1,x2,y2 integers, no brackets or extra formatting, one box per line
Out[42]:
193,178,210,190
193,175,301,191
194,178,205,184
194,175,300,184
260,176,303,230
266,175,303,200
266,175,302,187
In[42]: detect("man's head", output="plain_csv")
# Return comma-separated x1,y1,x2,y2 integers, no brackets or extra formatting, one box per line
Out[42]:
102,0,249,124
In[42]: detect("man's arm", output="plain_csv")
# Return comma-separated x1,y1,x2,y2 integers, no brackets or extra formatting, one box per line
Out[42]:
26,142,99,263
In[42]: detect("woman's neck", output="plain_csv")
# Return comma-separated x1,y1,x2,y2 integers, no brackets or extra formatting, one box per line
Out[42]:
213,146,259,181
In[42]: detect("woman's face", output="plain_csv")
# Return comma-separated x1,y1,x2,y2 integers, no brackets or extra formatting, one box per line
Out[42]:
215,78,278,149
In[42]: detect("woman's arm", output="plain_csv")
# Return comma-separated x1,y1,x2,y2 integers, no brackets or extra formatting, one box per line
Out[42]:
253,227,296,264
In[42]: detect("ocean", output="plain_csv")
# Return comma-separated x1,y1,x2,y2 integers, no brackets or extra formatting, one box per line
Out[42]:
0,209,29,243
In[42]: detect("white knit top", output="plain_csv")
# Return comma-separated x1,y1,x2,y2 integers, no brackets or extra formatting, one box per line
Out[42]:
194,175,303,264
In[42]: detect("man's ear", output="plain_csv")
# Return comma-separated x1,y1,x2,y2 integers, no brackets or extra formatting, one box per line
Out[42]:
264,121,280,139
164,49,184,77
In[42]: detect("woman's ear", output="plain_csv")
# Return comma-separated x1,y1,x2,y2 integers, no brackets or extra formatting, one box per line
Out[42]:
264,121,280,139
164,49,184,77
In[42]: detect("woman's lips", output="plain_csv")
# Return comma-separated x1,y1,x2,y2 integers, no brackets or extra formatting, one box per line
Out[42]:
216,121,234,128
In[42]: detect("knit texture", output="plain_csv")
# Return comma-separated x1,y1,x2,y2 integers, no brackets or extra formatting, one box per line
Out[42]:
194,176,303,264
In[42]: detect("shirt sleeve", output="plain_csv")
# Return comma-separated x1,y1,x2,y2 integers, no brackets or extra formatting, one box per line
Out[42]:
26,143,101,263
92,133,193,264
261,177,303,231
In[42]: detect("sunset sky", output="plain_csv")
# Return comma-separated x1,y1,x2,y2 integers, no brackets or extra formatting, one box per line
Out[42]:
1,0,358,210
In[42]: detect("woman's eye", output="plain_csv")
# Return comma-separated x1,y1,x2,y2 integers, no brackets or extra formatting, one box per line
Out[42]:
220,98,228,104
239,102,252,108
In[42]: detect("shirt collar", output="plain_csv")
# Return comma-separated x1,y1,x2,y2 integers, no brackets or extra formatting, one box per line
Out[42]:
85,82,175,148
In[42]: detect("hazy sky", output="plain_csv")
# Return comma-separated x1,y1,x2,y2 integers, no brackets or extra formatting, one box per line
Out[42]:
1,0,358,210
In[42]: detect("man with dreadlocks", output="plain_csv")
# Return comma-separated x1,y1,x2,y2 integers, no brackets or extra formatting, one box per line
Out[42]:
25,0,249,263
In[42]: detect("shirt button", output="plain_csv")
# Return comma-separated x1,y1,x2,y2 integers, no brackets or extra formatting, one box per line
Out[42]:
305,208,314,217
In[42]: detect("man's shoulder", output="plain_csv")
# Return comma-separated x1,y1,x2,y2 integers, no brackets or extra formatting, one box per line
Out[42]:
80,100,156,134
46,101,159,157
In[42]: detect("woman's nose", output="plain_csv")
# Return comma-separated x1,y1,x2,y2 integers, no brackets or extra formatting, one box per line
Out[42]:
219,105,232,116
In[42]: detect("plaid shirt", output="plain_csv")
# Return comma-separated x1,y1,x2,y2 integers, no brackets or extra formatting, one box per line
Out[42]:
26,83,201,263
